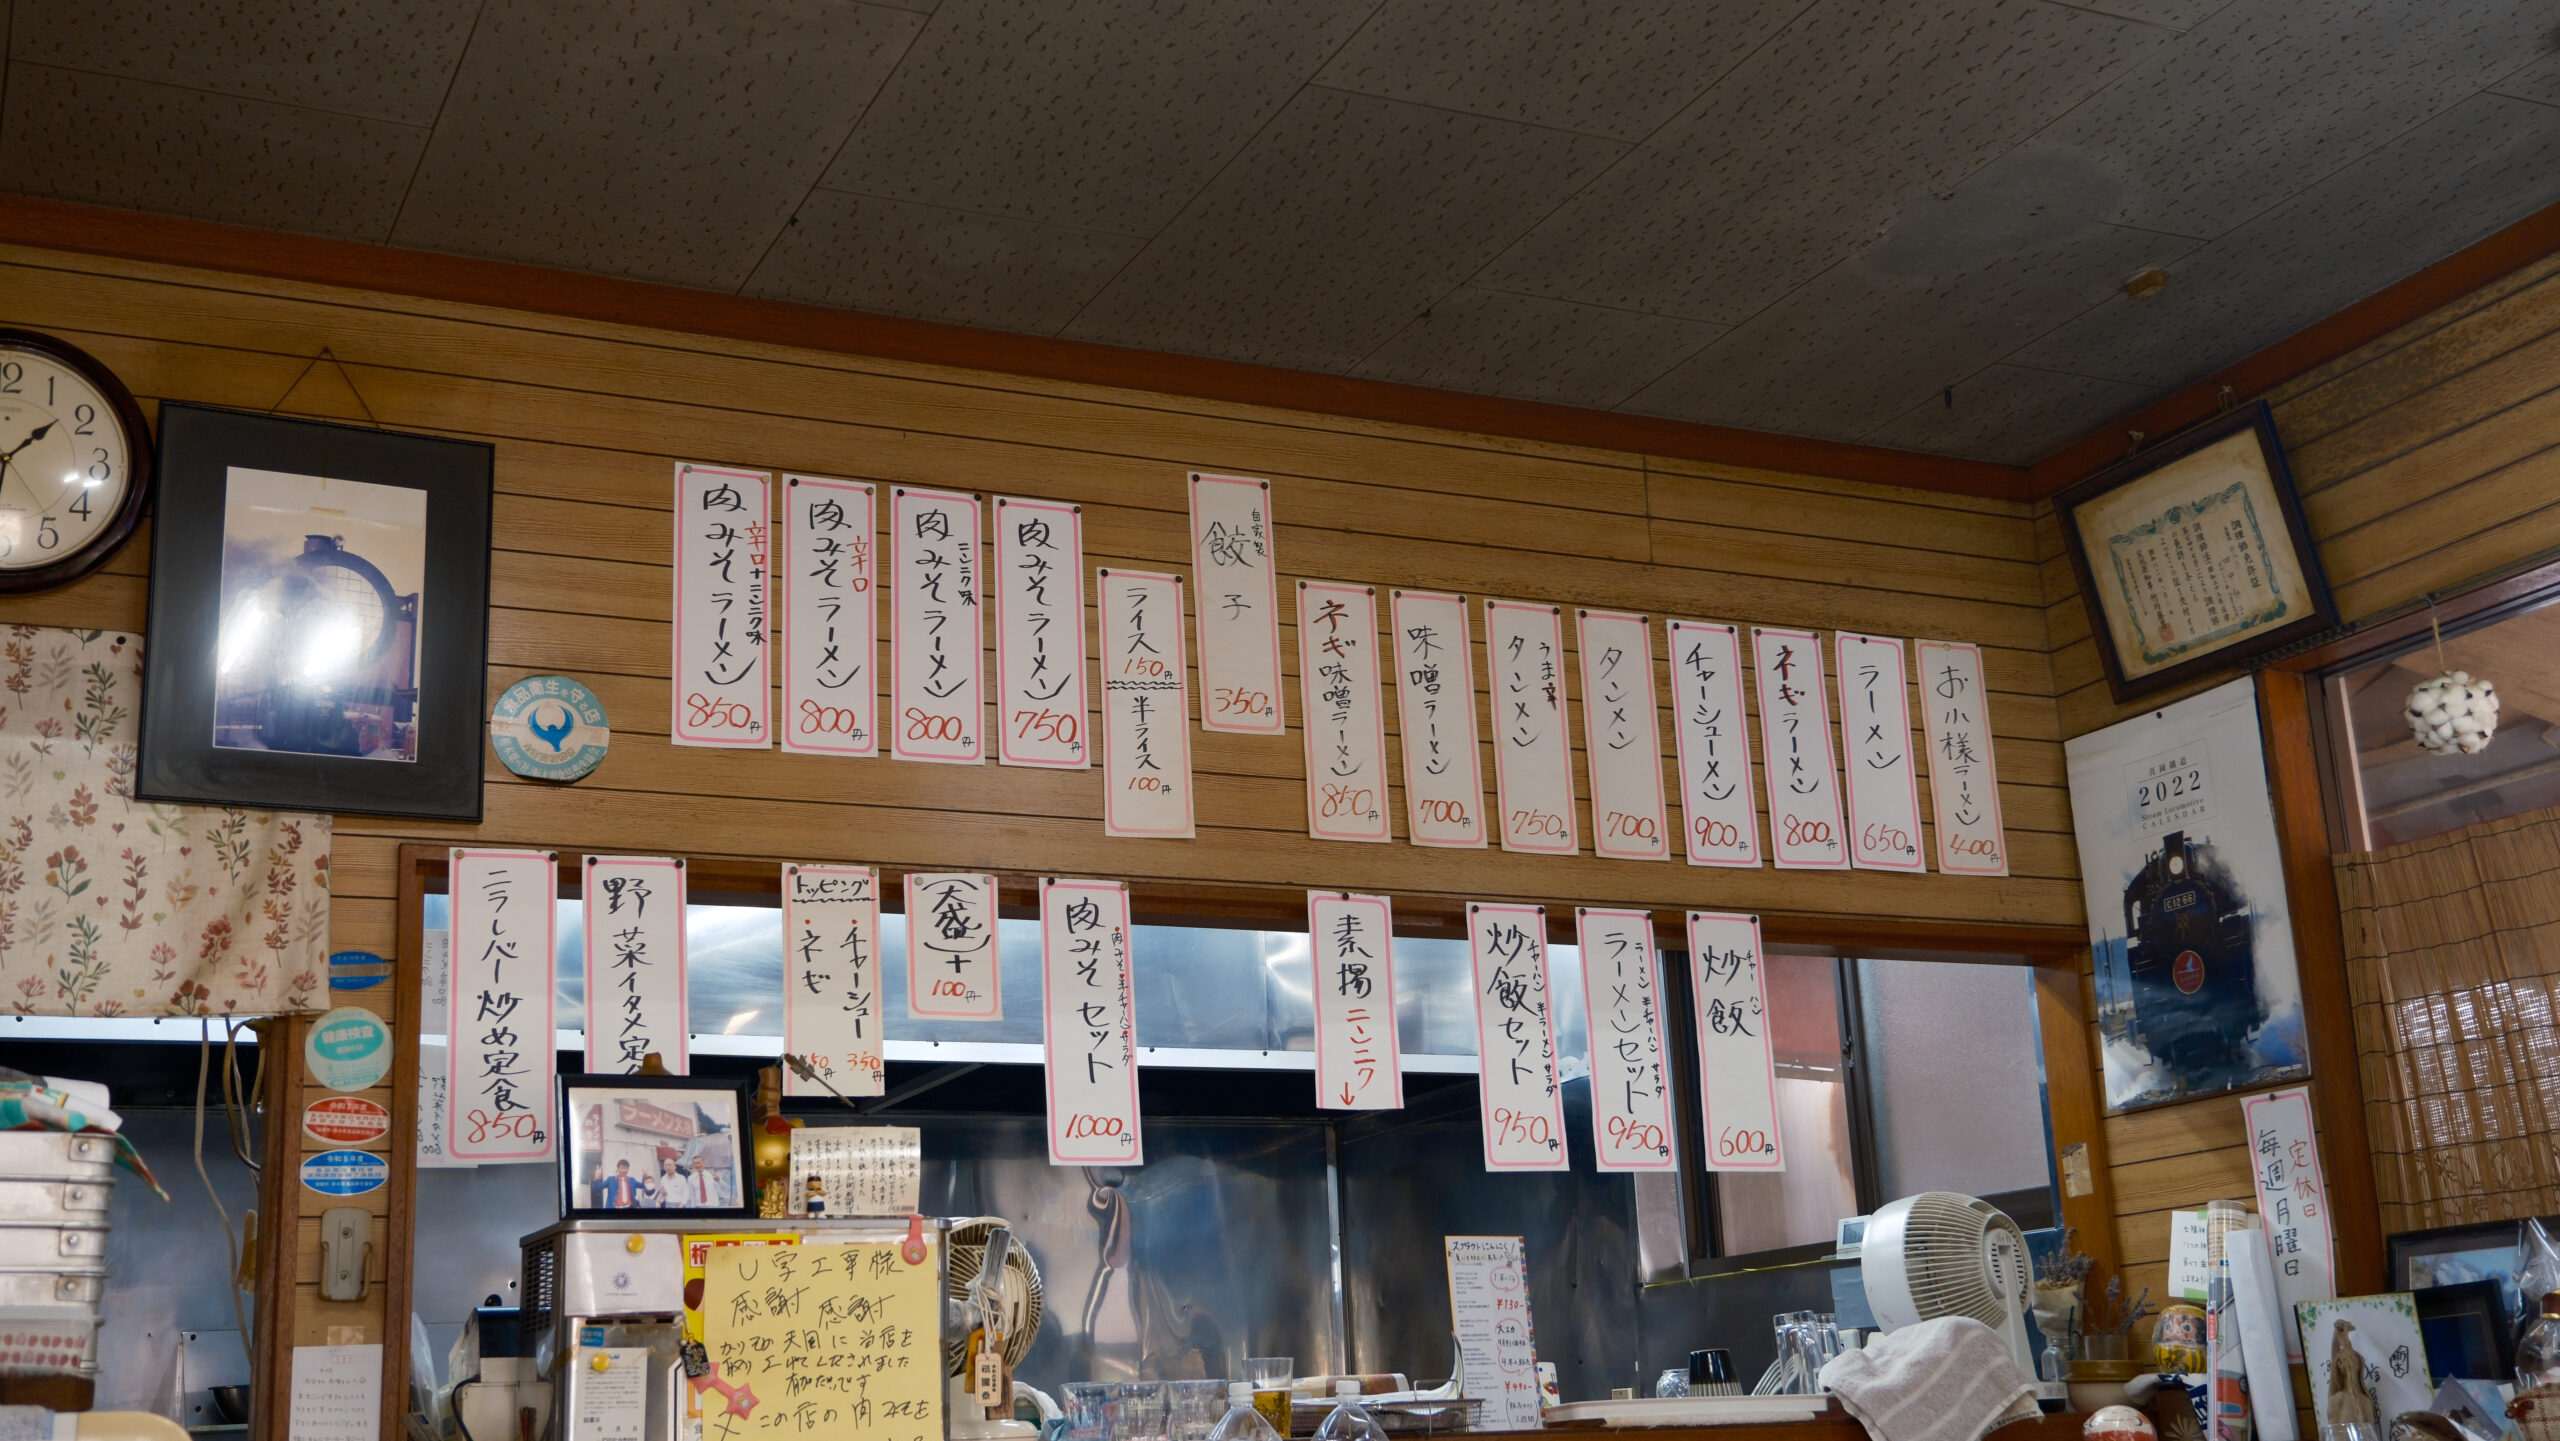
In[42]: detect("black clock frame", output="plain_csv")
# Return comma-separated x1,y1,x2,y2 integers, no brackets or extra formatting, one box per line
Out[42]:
0,328,153,593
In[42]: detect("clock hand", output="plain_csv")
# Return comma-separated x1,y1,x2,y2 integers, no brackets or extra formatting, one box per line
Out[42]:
0,421,55,463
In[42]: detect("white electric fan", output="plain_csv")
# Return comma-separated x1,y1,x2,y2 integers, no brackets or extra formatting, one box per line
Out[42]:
1859,1192,2054,1396
945,1218,1046,1440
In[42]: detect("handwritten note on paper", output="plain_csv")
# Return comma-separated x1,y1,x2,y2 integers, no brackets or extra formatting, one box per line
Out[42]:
416,931,468,1168
2243,1086,2335,1358
1298,581,1392,843
288,1342,381,1441
1099,570,1195,838
781,475,877,757
1388,590,1486,848
1836,632,1926,873
1687,911,1782,1172
994,497,1088,769
783,864,884,1099
700,1237,943,1441
449,849,555,1163
1484,600,1578,856
903,872,1000,1021
1577,908,1675,1172
582,856,688,1075
1189,472,1284,735
1445,1237,1541,1432
1915,640,2008,876
890,486,985,764
673,463,771,748
1667,621,1762,868
1467,903,1567,1172
787,1125,921,1217
1308,892,1403,1111
1752,626,1848,870
571,1347,647,1441
1041,879,1141,1165
1576,609,1670,861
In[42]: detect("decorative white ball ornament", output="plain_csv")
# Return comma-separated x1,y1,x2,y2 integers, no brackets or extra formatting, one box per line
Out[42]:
2405,670,2499,755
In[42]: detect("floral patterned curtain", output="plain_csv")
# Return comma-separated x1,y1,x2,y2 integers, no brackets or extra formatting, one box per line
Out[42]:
0,627,331,1015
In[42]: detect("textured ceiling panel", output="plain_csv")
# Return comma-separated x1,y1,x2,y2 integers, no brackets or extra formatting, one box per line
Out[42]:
2492,50,2560,106
2045,0,2232,28
1863,364,2155,465
9,0,481,126
1353,286,1726,408
745,190,1146,332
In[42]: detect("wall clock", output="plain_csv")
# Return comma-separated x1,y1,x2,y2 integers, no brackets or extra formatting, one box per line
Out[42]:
0,329,152,592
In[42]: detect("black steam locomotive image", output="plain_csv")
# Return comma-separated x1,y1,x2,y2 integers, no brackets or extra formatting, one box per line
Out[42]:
2119,830,2268,1076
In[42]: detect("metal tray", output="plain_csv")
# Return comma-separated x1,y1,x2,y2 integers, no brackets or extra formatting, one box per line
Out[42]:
0,1272,103,1307
0,1222,110,1273
0,1179,112,1224
0,1133,118,1183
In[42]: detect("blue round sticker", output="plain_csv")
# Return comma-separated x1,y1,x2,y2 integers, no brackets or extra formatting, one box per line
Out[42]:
300,1149,389,1197
491,674,610,782
304,1005,391,1092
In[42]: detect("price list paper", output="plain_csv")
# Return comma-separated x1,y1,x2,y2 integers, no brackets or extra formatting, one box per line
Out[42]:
1308,892,1403,1111
1576,608,1670,861
1667,620,1761,867
904,872,1000,1021
672,462,771,748
994,497,1088,769
1099,570,1195,838
1444,1237,1542,1432
1687,911,1782,1172
1576,908,1675,1172
1298,581,1391,843
699,1236,943,1441
1041,879,1141,1165
889,486,984,763
783,864,884,1099
447,849,555,1163
1915,639,2008,876
781,476,877,756
1484,600,1578,855
582,856,688,1074
1836,632,1926,873
1752,626,1848,869
1189,472,1284,735
1466,902,1567,1172
1388,589,1486,847
2242,1086,2335,1358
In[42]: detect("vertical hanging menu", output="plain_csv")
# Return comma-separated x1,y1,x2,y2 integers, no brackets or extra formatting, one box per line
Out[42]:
890,486,984,763
1484,600,1578,855
1189,472,1284,735
904,872,1001,1021
1687,910,1783,1173
1297,581,1391,843
582,856,688,1074
1837,632,1926,872
1445,1237,1542,1432
1576,908,1676,1172
1098,570,1195,838
1667,620,1762,868
1576,608,1670,861
671,463,770,748
1040,878,1141,1166
779,475,877,756
1388,590,1487,848
782,864,883,1099
1466,902,1567,1172
1751,626,1848,869
1914,639,2009,876
1308,891,1403,1111
994,497,1088,769
448,848,555,1163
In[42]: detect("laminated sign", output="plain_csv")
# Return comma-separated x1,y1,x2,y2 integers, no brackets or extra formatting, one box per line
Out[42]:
1667,620,1761,867
1577,908,1675,1171
1915,639,2008,875
1577,609,1669,861
1041,879,1140,1166
1388,590,1487,847
1688,911,1782,1172
1099,570,1195,838
904,872,1001,1020
1836,632,1926,872
582,856,687,1074
1298,581,1391,843
1308,892,1402,1111
671,463,771,748
1753,626,1848,869
1484,601,1577,855
1467,903,1567,1172
1189,472,1284,734
994,496,1088,768
783,864,884,1099
448,849,556,1163
890,486,985,763
780,475,877,756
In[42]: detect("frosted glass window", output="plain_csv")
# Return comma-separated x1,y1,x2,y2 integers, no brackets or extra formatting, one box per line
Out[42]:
1715,953,1857,1253
1857,958,2050,1201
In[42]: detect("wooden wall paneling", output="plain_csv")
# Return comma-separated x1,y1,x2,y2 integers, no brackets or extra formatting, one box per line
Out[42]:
2034,960,2123,1294
251,1014,303,1441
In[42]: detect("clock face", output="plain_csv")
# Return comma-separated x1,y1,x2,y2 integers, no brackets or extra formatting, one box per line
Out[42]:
0,343,136,571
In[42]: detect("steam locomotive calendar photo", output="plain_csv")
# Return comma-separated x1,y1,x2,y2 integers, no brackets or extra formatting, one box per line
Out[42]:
2064,678,2311,1111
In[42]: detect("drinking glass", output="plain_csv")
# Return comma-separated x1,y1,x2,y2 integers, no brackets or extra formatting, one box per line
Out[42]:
1247,1358,1294,1390
1654,1368,1689,1398
1112,1382,1169,1441
1167,1381,1228,1441
1065,1383,1113,1441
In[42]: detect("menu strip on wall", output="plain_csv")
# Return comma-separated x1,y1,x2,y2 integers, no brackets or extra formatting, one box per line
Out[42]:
1041,878,1141,1166
1687,910,1782,1172
1576,609,1669,862
1298,581,1392,843
582,856,688,1074
782,864,883,1099
1445,1236,1543,1432
1189,472,1284,735
1388,589,1487,848
672,463,771,748
890,486,985,764
2242,1085,2335,1359
1915,639,2009,876
1836,631,1927,873
1667,620,1762,868
1752,626,1848,870
1099,570,1196,838
779,475,876,756
904,872,1000,1020
1484,601,1578,856
1309,891,1403,1111
1467,902,1567,1172
448,848,556,1163
993,497,1088,769
1577,907,1676,1172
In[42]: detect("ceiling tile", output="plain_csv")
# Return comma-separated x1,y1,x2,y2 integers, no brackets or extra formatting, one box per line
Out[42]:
1314,0,1810,143
2040,0,2235,32
2491,50,2560,107
2039,0,2554,237
1061,89,1624,372
820,0,1377,235
0,64,424,241
1354,287,1725,408
9,0,479,126
391,0,927,290
1862,364,2155,463
2013,93,2560,390
1472,0,2168,324
743,190,1145,333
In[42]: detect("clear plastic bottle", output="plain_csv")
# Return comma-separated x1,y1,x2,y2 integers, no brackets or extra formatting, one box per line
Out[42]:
2520,1291,2560,1391
1314,1381,1386,1441
1209,1383,1282,1441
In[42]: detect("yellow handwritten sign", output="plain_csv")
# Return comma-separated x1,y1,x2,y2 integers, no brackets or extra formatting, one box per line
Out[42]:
699,1238,942,1441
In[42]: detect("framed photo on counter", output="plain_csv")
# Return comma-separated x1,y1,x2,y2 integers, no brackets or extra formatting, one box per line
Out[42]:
561,1074,755,1219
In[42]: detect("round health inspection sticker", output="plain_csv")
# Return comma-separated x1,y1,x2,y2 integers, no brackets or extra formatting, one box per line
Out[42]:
304,1005,391,1092
490,674,610,782
304,1096,391,1146
300,1149,389,1197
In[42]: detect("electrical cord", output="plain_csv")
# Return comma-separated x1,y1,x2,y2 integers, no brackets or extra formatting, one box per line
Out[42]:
197,1020,256,1364
223,1017,262,1173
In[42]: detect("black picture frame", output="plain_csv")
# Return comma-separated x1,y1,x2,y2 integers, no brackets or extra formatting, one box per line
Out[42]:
559,1074,755,1220
2054,403,2338,703
136,403,492,820
2413,1280,2514,1384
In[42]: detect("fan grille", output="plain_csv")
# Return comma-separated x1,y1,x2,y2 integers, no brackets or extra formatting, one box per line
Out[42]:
945,1218,1045,1372
1897,1193,2007,1329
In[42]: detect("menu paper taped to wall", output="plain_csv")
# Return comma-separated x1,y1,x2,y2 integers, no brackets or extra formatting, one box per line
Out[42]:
783,864,884,1099
582,856,687,1075
787,1124,921,1217
1667,620,1762,867
699,1236,942,1441
671,462,771,748
890,485,985,763
288,1342,381,1441
994,496,1088,768
1836,632,1926,872
416,930,468,1168
1308,892,1404,1111
1485,600,1578,855
1752,626,1848,869
2242,1085,2334,1358
1577,609,1670,861
1467,902,1568,1172
1577,908,1676,1172
448,849,555,1163
1099,569,1196,838
1914,639,2009,875
1189,472,1284,734
1042,878,1141,1166
1388,590,1487,847
1687,911,1783,1172
1445,1236,1542,1432
780,475,878,757
904,872,1000,1020
1298,581,1392,843
569,1346,647,1441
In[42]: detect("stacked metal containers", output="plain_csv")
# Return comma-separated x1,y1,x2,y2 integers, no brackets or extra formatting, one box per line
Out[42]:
0,1131,116,1381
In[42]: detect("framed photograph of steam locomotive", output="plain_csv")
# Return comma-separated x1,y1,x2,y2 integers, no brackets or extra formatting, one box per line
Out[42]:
135,403,492,820
2055,403,2336,703
2062,676,2310,1112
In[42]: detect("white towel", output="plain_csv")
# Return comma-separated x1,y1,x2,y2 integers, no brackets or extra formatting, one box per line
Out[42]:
1819,1316,2040,1441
